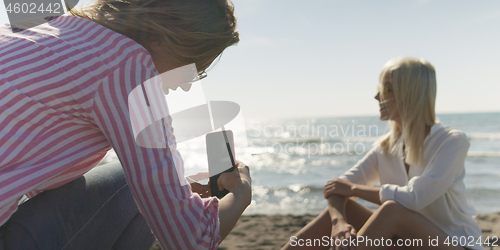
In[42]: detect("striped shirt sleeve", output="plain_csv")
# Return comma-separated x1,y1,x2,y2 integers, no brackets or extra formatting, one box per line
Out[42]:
90,52,221,249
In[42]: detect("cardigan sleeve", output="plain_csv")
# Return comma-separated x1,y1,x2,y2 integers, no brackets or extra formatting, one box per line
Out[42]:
379,133,470,211
90,52,221,249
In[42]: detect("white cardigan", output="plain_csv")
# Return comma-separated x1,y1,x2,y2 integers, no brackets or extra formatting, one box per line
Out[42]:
340,123,484,249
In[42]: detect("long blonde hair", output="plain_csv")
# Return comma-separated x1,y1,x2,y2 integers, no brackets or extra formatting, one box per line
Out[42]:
378,57,437,166
66,0,239,72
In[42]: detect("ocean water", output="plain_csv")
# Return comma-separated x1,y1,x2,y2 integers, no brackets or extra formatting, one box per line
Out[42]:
101,112,500,215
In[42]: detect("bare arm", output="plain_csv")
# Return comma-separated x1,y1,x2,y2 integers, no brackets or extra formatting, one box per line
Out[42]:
325,178,381,205
352,184,381,205
217,163,252,241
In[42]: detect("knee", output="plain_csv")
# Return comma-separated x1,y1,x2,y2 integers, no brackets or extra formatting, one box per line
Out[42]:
86,162,127,190
380,200,399,208
377,200,408,219
364,201,408,231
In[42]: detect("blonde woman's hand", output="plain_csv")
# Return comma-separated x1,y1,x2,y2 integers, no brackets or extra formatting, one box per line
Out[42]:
330,220,357,250
324,178,355,198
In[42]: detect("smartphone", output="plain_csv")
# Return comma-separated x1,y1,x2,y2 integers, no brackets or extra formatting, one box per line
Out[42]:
206,130,236,199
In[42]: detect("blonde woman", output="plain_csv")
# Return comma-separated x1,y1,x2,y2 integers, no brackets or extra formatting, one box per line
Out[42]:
0,1,251,249
283,57,483,250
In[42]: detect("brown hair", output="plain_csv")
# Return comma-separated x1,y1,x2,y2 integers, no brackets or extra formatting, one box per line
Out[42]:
67,0,239,72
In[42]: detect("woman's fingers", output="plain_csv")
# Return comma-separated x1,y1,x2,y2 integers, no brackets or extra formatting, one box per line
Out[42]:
206,181,212,197
330,223,357,250
236,162,251,184
346,227,356,250
336,237,344,250
217,167,241,192
190,182,208,192
324,179,354,198
217,173,228,191
190,182,210,198
349,228,357,250
216,162,252,194
324,181,337,198
324,188,334,198
344,231,350,241
324,183,340,198
343,231,352,250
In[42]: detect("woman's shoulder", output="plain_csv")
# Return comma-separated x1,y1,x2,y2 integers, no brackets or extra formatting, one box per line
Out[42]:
54,15,148,50
1,14,149,58
51,15,155,74
367,139,387,157
431,123,468,140
427,123,470,150
372,132,392,153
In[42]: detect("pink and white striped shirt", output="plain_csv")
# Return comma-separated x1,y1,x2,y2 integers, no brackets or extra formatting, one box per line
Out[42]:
0,15,220,249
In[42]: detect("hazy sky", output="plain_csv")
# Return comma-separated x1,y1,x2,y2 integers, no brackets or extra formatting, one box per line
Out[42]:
1,0,499,119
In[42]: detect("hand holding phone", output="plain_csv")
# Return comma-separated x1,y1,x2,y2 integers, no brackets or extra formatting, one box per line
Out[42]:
215,162,251,194
206,130,236,198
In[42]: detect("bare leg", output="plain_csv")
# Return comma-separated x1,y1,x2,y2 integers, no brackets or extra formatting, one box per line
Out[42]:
281,198,373,250
344,198,373,232
357,201,464,250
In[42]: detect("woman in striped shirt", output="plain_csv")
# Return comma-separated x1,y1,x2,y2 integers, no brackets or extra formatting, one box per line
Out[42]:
0,0,251,249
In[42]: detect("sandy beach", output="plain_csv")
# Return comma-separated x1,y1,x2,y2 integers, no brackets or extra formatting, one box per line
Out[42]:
149,212,500,249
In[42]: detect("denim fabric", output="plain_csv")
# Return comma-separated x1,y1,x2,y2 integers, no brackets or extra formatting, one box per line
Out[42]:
0,162,155,250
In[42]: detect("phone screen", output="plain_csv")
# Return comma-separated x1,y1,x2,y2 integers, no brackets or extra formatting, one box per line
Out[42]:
206,130,235,199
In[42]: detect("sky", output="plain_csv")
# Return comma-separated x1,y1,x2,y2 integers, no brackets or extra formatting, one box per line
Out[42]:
1,0,499,119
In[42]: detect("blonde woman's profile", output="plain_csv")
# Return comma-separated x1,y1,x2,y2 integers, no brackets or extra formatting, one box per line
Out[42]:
283,57,483,250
